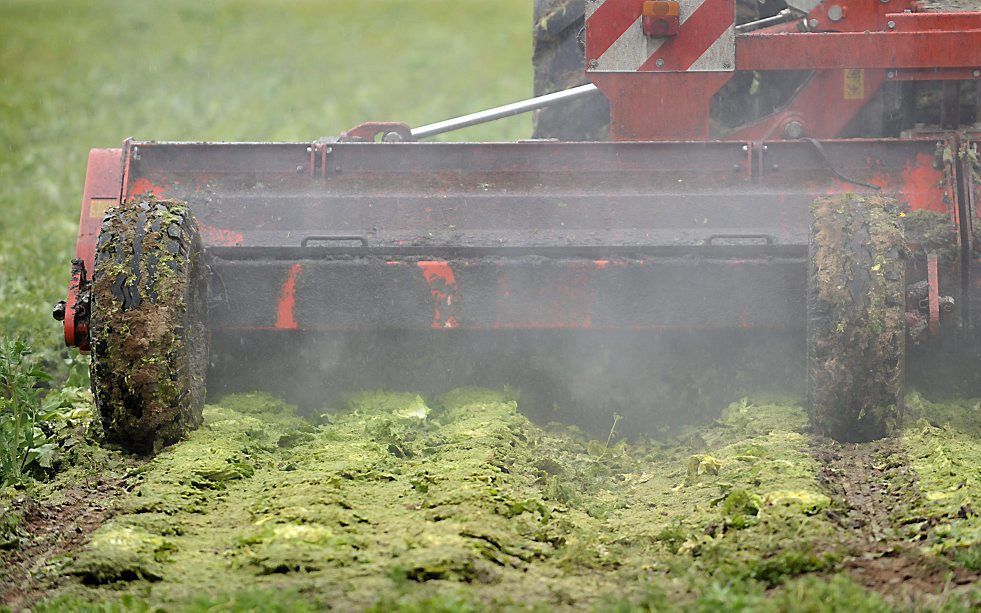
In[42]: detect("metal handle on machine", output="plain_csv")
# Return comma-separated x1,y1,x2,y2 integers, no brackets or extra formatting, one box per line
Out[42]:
301,235,369,247
704,234,775,246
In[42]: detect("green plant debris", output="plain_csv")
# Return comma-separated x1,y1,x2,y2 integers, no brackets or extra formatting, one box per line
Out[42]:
902,209,958,262
68,525,174,584
901,393,981,568
20,392,898,610
0,391,973,609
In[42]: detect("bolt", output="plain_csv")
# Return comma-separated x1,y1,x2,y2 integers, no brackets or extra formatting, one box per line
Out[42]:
828,5,844,21
772,164,780,171
732,164,741,172
880,0,890,3
783,120,805,139
808,18,819,29
306,146,312,152
655,58,665,67
382,131,404,143
588,59,599,69
887,20,896,29
887,70,896,79
52,301,66,322
742,144,749,151
295,165,304,174
974,69,981,78
722,61,732,69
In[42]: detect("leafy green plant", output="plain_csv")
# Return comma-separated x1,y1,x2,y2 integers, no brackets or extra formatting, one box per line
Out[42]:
0,338,55,487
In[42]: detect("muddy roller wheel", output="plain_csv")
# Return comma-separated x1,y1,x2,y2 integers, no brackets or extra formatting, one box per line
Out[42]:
807,195,906,442
90,198,209,454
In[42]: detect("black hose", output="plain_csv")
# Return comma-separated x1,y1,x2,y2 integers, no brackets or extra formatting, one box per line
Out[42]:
803,137,881,191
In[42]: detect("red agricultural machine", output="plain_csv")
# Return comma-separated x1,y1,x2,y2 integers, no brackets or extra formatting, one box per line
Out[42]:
56,0,981,452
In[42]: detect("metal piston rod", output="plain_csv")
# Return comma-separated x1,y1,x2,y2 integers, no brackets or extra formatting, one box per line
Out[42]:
402,9,796,141
409,83,600,140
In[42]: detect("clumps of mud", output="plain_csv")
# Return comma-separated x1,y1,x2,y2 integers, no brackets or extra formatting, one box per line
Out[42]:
902,209,958,263
807,195,906,442
36,389,918,610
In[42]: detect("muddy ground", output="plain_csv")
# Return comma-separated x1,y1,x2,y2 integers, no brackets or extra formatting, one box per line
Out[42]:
1,388,979,611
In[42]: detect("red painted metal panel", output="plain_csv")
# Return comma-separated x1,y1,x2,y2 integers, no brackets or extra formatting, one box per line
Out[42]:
804,0,917,33
590,72,729,139
889,68,981,81
75,148,123,272
275,264,302,330
888,11,981,32
727,70,887,141
64,148,122,349
736,31,981,71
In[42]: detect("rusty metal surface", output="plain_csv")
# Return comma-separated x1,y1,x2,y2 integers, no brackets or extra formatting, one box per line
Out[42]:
736,30,981,71
107,137,948,332
209,251,807,332
120,139,944,254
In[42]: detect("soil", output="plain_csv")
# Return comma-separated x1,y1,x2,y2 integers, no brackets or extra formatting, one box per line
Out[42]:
0,477,130,610
815,439,978,605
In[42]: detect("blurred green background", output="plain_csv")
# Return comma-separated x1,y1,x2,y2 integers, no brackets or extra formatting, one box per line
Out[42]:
0,0,532,370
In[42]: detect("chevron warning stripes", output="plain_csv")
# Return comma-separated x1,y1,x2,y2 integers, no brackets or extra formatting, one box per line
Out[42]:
585,0,735,72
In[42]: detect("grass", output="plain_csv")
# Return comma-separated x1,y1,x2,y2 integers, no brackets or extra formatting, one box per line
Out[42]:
0,0,532,370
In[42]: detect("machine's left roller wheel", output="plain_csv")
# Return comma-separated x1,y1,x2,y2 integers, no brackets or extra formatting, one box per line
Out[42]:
807,194,906,442
90,198,209,454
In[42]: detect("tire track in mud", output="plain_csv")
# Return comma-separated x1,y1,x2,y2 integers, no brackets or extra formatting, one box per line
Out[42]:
813,438,978,601
0,476,130,610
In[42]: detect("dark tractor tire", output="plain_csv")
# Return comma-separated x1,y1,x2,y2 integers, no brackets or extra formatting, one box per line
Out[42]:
90,198,209,454
532,0,609,140
807,195,906,442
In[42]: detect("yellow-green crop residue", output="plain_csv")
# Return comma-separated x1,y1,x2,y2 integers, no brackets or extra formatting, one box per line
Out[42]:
903,393,981,570
41,392,864,609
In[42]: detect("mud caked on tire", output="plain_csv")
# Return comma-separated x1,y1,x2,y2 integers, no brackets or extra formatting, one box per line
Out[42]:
807,195,906,442
91,198,209,454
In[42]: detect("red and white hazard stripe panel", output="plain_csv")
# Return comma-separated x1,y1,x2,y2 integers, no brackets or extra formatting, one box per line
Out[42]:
585,0,735,72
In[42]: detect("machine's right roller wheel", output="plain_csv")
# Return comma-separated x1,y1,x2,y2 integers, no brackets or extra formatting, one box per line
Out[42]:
90,198,209,454
807,194,906,442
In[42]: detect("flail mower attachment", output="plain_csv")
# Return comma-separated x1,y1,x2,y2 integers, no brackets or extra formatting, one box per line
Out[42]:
56,135,979,452
55,0,981,452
